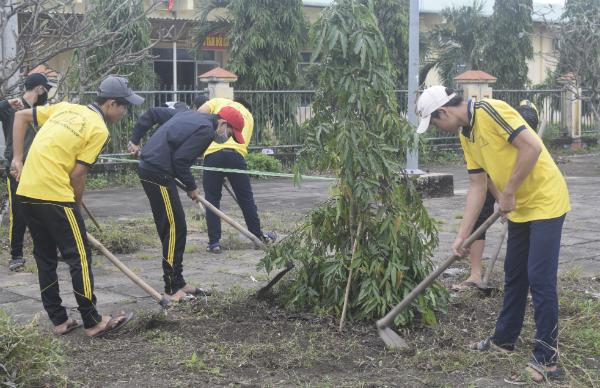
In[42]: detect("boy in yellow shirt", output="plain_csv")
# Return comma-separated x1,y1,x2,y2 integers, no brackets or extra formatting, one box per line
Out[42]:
417,86,569,383
11,77,141,337
198,98,275,253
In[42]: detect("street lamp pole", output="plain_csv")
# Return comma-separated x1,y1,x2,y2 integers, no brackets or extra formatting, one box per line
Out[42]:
406,0,424,174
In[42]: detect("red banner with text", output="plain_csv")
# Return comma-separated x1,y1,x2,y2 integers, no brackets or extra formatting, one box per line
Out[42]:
203,32,229,50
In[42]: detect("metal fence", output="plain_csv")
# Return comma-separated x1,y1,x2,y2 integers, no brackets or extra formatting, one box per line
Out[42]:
492,89,566,138
56,88,597,156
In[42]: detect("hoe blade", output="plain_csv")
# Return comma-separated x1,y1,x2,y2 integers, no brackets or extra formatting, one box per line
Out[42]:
378,327,408,348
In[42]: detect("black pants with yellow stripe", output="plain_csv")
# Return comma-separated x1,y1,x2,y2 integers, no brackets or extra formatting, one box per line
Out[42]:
139,168,188,295
6,166,27,258
20,197,102,329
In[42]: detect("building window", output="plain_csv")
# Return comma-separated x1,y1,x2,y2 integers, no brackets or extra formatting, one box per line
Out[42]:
299,51,322,74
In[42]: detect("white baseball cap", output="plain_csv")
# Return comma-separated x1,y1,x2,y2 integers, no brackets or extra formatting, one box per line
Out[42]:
416,85,457,134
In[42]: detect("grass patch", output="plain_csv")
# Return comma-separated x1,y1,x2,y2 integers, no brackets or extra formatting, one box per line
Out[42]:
454,212,463,219
85,172,142,190
0,309,69,387
134,253,153,260
86,217,158,254
184,245,199,254
219,233,248,251
420,150,466,166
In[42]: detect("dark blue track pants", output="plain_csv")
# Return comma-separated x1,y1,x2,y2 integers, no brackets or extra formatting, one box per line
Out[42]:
491,214,566,365
203,149,263,245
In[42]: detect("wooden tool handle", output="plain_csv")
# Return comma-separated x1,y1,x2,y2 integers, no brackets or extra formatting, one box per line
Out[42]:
174,179,267,250
86,232,163,303
481,221,508,285
537,119,548,139
82,202,102,231
223,181,240,206
377,210,501,328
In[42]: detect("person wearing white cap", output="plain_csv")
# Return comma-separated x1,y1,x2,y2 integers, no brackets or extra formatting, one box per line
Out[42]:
417,86,570,383
8,76,143,337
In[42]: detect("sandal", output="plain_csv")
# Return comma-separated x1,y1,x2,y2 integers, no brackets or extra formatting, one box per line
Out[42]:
207,243,222,254
255,232,276,249
504,359,564,385
188,287,212,297
469,338,514,354
92,313,134,338
177,294,196,303
59,319,83,335
451,281,478,291
9,257,25,272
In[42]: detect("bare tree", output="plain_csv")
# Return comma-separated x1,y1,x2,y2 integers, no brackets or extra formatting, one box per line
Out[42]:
0,0,172,101
537,3,600,125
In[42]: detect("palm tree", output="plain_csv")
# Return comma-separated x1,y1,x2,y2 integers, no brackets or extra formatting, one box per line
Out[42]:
419,0,488,88
191,0,233,59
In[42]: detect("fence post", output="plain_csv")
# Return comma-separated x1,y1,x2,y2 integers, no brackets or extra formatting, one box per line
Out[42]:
198,67,237,100
453,71,497,102
557,74,582,149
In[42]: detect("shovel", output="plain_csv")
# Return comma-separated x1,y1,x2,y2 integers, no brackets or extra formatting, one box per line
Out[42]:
173,179,267,250
376,210,501,348
86,232,170,325
172,179,292,296
478,221,508,293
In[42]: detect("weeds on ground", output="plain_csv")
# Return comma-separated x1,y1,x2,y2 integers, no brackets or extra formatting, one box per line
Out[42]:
134,253,152,260
0,310,69,387
548,143,600,157
86,217,158,254
420,150,466,166
86,172,142,190
399,273,599,387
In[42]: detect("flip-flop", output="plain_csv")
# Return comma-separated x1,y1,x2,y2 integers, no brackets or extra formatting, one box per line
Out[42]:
188,287,212,297
468,338,514,354
255,232,277,249
451,281,478,291
504,359,564,385
92,312,134,338
59,319,83,335
178,294,197,303
9,258,25,272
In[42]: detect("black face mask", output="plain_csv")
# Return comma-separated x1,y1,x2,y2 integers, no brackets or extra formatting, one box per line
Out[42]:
35,91,48,107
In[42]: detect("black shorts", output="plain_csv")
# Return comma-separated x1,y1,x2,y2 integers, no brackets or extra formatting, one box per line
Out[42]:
472,188,495,240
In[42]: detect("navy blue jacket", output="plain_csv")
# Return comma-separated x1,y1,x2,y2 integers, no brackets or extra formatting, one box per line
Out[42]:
129,107,217,191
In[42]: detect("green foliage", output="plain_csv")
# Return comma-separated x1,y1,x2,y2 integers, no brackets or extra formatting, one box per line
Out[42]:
194,0,309,90
420,0,487,87
372,0,409,87
0,309,68,386
258,0,448,325
481,0,533,88
245,152,283,179
70,0,156,90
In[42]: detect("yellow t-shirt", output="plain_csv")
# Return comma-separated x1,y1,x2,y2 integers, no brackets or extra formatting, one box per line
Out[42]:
460,98,570,223
203,98,254,157
17,102,110,202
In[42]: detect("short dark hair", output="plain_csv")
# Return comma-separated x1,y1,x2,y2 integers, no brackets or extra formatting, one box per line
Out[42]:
430,88,464,120
94,96,131,107
216,113,234,130
192,95,209,109
233,97,252,113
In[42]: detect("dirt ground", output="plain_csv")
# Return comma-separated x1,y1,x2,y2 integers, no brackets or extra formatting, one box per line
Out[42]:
1,152,600,387
56,271,600,388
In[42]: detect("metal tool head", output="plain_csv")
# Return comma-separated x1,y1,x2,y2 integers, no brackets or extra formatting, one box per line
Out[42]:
146,297,172,327
477,282,499,296
377,326,408,348
257,262,295,299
